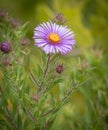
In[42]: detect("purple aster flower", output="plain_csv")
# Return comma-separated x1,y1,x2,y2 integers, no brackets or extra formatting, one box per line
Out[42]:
33,22,75,54
0,42,11,53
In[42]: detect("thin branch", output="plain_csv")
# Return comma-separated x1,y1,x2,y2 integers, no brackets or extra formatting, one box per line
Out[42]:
43,119,51,130
29,68,40,89
62,83,78,103
39,54,51,90
42,107,55,117
0,86,18,129
26,109,37,122
43,114,57,130
62,89,73,103
6,107,18,130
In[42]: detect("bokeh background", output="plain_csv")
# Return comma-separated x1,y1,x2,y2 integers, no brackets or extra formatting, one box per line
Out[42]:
0,0,108,129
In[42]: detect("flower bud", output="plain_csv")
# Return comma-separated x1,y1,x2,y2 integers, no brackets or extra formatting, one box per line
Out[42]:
81,61,88,69
56,64,64,74
21,38,29,46
0,9,9,22
1,56,11,66
32,93,39,102
52,13,66,24
0,42,11,53
11,18,20,28
0,9,7,17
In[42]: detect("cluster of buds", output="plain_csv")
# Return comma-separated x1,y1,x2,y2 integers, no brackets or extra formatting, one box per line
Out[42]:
0,38,29,53
0,10,29,68
0,9,20,28
52,13,66,25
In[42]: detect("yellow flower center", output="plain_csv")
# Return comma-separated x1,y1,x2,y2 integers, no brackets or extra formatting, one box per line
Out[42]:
48,33,60,44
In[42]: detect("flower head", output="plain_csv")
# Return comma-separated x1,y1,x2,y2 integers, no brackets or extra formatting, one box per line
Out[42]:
0,42,11,53
33,22,75,54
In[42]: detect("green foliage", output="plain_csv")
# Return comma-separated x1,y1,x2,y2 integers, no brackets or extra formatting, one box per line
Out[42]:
0,11,92,130
0,0,108,130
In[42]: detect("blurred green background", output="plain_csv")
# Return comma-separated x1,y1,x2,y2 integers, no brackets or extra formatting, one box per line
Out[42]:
0,0,108,129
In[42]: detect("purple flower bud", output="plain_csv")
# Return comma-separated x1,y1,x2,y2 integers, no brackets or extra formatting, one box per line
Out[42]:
0,42,11,53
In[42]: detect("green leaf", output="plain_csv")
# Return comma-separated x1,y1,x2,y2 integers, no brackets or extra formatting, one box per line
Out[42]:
17,114,22,130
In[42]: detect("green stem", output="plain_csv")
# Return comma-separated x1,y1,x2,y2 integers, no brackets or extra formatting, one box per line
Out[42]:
62,83,78,103
39,54,51,91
